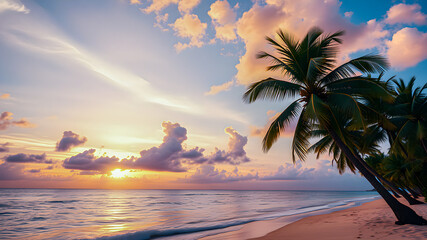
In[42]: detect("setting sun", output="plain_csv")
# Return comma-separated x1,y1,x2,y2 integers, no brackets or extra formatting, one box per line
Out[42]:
1,0,427,239
110,169,130,178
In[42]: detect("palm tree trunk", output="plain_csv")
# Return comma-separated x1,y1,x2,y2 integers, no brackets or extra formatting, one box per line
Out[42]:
326,128,427,225
407,188,420,198
355,156,424,205
390,188,400,198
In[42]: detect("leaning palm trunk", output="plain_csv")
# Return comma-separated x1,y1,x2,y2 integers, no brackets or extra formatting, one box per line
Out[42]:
327,128,427,225
390,188,400,198
244,27,427,225
355,156,424,205
407,188,420,199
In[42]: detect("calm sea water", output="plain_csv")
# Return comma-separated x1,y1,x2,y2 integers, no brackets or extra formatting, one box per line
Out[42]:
0,189,379,240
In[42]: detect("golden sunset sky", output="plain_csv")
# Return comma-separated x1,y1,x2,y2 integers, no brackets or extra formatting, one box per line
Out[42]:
1,0,426,189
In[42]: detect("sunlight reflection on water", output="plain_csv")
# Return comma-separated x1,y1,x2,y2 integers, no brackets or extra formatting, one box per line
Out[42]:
0,189,379,240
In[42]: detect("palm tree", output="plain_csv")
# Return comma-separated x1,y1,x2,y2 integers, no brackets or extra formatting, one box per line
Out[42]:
243,27,427,225
309,114,424,205
389,77,427,156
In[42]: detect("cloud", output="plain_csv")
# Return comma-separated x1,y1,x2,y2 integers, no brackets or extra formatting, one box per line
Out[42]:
344,11,353,18
250,110,297,138
130,0,141,4
131,121,189,172
261,162,315,180
61,122,251,173
142,0,178,14
179,165,258,183
56,131,88,152
4,153,52,164
142,0,200,15
0,93,10,99
27,169,41,173
62,149,122,172
190,127,251,165
212,127,251,164
0,142,10,152
208,0,237,42
0,163,25,180
172,14,207,51
205,80,234,95
0,0,29,14
261,160,354,181
384,3,427,25
0,112,35,130
234,0,389,85
177,0,200,15
387,27,427,69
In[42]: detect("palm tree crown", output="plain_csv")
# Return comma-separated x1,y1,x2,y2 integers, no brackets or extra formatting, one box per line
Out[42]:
244,27,390,162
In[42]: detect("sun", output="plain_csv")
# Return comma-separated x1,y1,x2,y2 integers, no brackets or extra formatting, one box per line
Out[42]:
110,169,130,178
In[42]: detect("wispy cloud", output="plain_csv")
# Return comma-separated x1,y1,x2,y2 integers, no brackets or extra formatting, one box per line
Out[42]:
0,0,29,14
0,15,248,124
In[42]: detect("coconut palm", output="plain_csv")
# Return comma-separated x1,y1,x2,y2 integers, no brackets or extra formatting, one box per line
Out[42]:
309,114,424,205
389,77,427,156
243,27,426,224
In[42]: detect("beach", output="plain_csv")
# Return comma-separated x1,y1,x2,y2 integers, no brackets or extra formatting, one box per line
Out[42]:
252,197,427,240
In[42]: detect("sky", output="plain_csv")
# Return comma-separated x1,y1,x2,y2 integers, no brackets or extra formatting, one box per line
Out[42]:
0,0,426,190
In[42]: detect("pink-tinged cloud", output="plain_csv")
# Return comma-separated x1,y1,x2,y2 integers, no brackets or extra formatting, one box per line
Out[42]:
0,93,10,99
179,160,359,184
142,0,179,14
143,0,200,14
0,112,35,130
387,27,427,69
384,3,427,25
179,165,258,183
234,0,388,85
131,121,189,172
205,80,234,95
172,14,207,51
177,0,200,15
208,0,237,42
56,131,87,152
61,122,251,174
63,149,122,173
201,127,251,165
4,153,52,164
0,142,10,152
261,162,314,180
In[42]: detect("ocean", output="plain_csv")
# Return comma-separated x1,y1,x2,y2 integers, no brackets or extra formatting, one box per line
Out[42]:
0,189,379,240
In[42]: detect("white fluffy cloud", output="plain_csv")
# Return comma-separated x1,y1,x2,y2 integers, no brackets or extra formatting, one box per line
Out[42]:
172,14,207,51
384,3,427,25
234,0,389,85
0,0,29,14
387,27,427,69
208,0,237,42
142,0,200,15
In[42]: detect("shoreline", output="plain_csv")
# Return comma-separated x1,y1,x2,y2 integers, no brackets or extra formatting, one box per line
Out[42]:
201,197,427,240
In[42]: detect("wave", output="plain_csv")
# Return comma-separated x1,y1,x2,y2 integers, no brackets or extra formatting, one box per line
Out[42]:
46,200,79,204
95,196,379,240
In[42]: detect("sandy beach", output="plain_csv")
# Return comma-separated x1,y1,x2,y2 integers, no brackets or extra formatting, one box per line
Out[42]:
252,197,427,240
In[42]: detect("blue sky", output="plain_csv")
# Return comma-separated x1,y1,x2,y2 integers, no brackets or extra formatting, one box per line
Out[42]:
0,0,426,189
